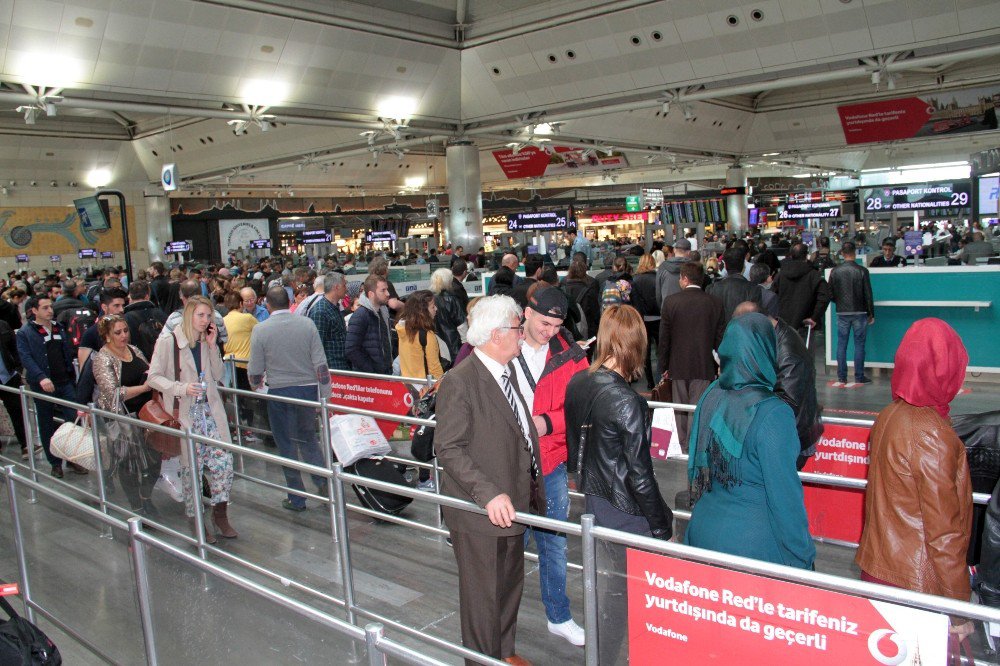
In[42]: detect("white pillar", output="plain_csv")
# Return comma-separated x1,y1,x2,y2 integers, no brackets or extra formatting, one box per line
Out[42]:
726,166,748,235
445,141,483,250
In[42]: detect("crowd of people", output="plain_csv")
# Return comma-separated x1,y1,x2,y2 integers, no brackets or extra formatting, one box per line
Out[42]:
0,225,985,664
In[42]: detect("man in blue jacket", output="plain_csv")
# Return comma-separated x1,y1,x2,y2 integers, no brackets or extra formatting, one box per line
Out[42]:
15,296,85,478
345,275,394,375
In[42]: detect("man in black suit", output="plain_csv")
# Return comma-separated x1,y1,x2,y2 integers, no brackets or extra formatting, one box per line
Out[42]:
658,262,725,452
435,295,542,666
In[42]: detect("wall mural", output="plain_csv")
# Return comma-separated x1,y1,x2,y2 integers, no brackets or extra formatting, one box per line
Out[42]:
0,206,136,256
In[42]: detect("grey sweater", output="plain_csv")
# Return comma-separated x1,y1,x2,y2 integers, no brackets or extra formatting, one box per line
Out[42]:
247,310,330,393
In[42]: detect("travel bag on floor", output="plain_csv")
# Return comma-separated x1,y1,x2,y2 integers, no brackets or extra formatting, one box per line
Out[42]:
0,594,61,665
347,457,413,516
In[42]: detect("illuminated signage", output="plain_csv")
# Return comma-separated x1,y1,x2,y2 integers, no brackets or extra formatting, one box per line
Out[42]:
301,230,332,244
15,254,28,262
860,181,971,212
979,175,999,216
78,248,98,259
506,210,572,232
589,212,647,224
364,231,397,242
164,241,192,254
778,202,842,220
248,239,272,249
625,195,642,212
101,251,114,259
49,255,61,263
719,186,746,196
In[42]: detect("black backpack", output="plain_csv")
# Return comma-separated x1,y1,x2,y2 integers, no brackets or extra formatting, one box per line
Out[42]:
130,312,165,361
55,307,95,351
0,595,61,665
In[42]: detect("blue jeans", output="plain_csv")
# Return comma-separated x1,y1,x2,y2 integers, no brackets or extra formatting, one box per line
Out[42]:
35,381,78,466
266,385,327,508
524,462,571,624
836,314,869,382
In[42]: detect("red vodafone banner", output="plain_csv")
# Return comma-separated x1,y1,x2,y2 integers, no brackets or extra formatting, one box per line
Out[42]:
837,98,932,144
328,374,414,439
801,424,871,543
492,145,629,179
626,549,947,664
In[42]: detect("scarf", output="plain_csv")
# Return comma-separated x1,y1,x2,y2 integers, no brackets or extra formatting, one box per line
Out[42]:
688,313,781,494
891,318,967,419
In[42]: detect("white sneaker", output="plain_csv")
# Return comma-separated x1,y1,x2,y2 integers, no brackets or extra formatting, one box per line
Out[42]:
548,619,585,646
416,479,437,492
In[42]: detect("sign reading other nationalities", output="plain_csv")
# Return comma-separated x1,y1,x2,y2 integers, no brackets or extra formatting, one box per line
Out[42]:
627,549,947,664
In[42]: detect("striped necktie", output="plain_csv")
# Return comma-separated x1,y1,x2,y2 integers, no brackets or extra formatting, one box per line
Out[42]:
501,369,539,479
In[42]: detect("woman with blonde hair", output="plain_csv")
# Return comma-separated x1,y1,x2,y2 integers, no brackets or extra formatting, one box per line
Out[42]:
148,295,236,543
565,304,672,664
429,267,466,362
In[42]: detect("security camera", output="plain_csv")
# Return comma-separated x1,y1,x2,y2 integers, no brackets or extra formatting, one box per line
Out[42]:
29,181,37,186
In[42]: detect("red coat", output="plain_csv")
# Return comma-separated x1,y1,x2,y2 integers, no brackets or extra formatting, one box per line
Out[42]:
517,331,590,476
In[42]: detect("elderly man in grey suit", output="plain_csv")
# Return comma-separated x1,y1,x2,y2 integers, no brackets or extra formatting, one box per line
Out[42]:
435,295,543,666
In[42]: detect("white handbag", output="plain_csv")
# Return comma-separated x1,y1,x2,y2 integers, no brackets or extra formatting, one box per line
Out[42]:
50,417,109,471
329,413,392,467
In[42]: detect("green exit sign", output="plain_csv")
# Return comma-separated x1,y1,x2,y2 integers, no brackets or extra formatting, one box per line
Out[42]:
625,195,641,212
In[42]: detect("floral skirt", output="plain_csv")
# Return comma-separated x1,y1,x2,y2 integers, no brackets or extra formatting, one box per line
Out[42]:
180,404,234,517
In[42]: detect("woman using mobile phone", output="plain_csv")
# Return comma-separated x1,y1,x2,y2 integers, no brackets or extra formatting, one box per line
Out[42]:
148,296,236,543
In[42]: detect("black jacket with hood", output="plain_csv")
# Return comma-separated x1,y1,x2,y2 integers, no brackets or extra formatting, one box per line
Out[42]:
772,259,831,328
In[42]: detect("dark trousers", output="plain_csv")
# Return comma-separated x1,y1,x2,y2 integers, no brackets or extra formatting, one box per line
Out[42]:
34,381,77,466
643,319,659,389
450,531,525,664
266,384,327,507
0,375,27,449
116,447,162,510
671,379,711,453
233,367,256,425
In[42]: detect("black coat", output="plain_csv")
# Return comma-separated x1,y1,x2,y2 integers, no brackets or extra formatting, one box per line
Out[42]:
773,320,823,452
658,287,724,380
630,272,658,318
565,368,672,539
772,260,831,327
488,266,516,297
706,274,762,324
434,289,466,361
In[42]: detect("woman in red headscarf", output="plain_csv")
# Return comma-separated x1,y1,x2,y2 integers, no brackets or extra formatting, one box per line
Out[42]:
856,318,972,636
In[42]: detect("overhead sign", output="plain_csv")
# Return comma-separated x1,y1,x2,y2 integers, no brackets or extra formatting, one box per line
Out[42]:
491,145,628,179
837,84,1000,145
719,186,746,196
248,239,272,249
506,210,572,232
164,240,192,254
980,175,999,216
161,163,179,191
278,219,306,231
77,248,98,259
219,218,270,257
801,424,870,543
364,231,397,242
101,251,114,258
49,255,61,263
860,181,971,212
625,195,642,212
642,187,664,207
15,254,28,263
778,202,843,220
328,374,413,439
301,230,332,244
73,196,110,232
626,549,948,664
590,212,646,224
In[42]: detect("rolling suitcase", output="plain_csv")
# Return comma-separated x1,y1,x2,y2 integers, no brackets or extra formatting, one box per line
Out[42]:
347,457,413,516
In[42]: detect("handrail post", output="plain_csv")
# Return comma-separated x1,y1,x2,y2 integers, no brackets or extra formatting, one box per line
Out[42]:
227,355,246,475
88,403,113,539
364,623,387,666
431,457,443,533
581,514,599,666
4,466,36,623
184,429,207,560
19,386,38,503
332,462,362,663
127,518,159,666
318,386,338,545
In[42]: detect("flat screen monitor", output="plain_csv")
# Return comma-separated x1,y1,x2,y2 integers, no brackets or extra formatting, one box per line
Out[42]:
73,196,110,232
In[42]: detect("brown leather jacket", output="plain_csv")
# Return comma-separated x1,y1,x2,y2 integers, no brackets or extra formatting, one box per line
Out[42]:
855,401,972,600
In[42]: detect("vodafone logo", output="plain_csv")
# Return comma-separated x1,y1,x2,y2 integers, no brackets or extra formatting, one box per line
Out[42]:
868,629,908,665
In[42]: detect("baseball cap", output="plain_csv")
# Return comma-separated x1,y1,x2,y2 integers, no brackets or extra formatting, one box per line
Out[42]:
674,238,692,251
527,286,568,320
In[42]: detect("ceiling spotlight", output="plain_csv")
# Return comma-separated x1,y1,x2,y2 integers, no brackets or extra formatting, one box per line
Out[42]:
1,187,7,196
50,180,57,187
85,168,111,188
259,120,270,132
682,105,694,121
661,101,670,114
228,120,248,136
45,102,57,116
19,106,37,125
886,73,897,90
871,70,881,85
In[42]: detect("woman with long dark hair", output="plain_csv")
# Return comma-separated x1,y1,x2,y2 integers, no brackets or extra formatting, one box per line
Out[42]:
395,290,446,380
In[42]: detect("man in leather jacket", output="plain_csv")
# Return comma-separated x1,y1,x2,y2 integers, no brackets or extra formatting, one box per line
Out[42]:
734,301,823,469
0,318,28,459
828,242,875,385
707,247,763,323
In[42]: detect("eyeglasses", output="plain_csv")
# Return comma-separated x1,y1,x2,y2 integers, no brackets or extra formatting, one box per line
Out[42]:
499,324,525,334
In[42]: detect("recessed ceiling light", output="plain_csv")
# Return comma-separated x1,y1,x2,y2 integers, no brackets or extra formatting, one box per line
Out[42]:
74,17,94,28
86,168,111,188
260,45,274,54
377,96,417,120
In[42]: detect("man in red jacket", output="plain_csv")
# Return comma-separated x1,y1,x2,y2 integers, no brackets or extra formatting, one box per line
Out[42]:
508,285,589,647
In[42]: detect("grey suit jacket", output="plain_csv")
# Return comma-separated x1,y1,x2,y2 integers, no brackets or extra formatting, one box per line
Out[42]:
435,352,541,536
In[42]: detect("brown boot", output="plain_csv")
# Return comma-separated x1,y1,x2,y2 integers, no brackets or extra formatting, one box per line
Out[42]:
188,517,217,545
212,502,238,539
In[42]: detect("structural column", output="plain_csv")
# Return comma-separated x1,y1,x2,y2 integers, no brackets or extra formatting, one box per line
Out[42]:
725,165,748,235
445,140,484,251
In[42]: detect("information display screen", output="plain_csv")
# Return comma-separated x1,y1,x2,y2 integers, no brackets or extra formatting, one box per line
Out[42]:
364,231,397,242
662,198,727,226
860,181,971,212
101,251,114,259
248,239,272,249
301,230,332,244
78,248,98,259
49,255,61,263
506,210,572,232
979,175,999,216
164,241,192,254
778,201,842,220
73,196,110,232
15,254,28,262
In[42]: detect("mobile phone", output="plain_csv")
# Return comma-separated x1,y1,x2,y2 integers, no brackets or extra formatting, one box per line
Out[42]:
582,336,597,348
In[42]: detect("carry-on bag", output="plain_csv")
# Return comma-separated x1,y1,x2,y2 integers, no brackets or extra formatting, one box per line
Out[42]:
0,593,61,665
347,458,413,516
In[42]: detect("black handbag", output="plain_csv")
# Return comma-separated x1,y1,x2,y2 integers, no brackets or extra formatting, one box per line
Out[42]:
0,595,61,665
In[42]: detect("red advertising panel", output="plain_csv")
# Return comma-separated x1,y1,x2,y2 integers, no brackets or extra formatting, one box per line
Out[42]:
838,85,1000,145
328,374,414,439
801,424,871,543
627,549,947,664
491,145,628,179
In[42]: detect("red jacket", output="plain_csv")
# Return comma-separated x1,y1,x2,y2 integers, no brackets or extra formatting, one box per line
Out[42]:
513,330,589,476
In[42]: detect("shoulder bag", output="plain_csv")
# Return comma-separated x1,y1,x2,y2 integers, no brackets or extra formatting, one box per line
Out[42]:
139,332,182,458
0,592,61,665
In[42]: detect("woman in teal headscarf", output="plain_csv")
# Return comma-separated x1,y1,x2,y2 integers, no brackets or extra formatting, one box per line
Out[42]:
684,313,815,569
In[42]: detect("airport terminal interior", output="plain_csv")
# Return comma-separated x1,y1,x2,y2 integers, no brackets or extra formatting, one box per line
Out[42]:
0,0,999,664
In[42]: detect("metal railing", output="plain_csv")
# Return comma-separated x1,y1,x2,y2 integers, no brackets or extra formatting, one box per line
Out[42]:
2,374,998,664
1,464,448,666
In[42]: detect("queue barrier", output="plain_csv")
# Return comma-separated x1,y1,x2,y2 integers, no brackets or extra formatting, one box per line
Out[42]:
2,379,998,664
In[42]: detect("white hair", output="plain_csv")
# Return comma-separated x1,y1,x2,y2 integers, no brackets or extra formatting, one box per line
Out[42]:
466,295,522,347
429,267,453,294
